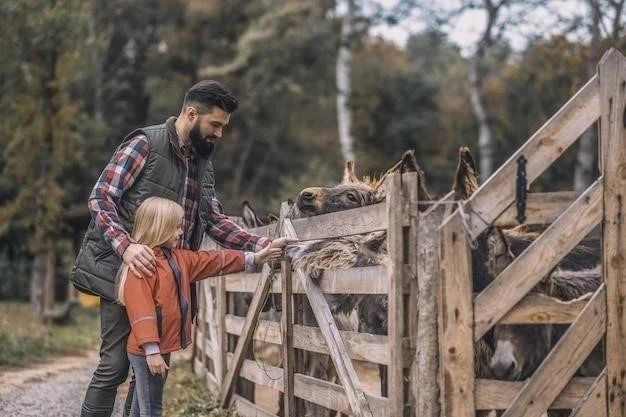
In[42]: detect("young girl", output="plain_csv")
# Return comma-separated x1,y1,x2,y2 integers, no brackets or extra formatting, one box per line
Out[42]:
118,196,281,417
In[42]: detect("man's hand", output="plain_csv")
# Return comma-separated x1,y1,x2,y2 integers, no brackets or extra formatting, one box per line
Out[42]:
146,353,169,377
122,243,156,278
253,245,283,265
269,237,296,249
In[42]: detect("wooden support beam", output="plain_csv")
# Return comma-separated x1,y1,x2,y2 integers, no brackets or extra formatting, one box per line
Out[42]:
497,292,592,324
463,74,600,239
219,264,275,407
570,369,607,417
283,218,375,417
415,201,450,417
494,191,579,226
438,211,475,417
474,179,603,340
290,203,387,240
386,173,405,417
475,377,599,410
501,285,606,417
229,354,390,416
600,47,626,417
280,200,296,417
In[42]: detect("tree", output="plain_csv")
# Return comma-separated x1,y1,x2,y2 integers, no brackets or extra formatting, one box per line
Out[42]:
0,0,87,315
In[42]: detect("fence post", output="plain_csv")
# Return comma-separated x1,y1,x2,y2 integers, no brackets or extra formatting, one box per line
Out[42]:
405,172,419,417
216,276,226,384
415,195,452,417
439,211,475,417
386,173,405,417
600,47,626,417
280,201,296,417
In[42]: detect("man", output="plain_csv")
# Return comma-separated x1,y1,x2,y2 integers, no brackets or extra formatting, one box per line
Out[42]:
71,80,289,417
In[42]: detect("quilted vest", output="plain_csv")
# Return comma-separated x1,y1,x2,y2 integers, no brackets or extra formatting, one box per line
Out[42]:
70,120,216,305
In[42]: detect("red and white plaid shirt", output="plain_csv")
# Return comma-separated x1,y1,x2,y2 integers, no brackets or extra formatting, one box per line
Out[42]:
88,120,269,257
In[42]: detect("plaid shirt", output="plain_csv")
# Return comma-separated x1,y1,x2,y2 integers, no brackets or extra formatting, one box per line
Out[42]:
88,122,269,257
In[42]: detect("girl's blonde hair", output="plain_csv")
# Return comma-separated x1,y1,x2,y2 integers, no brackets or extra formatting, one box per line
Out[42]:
117,197,184,305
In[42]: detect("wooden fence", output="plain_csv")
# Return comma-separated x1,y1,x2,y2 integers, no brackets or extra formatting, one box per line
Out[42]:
192,48,626,417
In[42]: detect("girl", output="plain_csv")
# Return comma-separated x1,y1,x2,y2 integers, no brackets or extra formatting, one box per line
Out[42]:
118,196,282,417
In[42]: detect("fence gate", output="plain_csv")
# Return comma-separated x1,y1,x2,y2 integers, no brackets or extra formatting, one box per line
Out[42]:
193,172,422,417
438,48,626,417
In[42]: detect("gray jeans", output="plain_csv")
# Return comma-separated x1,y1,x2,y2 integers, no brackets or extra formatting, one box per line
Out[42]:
80,299,135,417
127,353,171,417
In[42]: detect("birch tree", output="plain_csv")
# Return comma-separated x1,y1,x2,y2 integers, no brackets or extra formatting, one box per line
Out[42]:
336,0,357,163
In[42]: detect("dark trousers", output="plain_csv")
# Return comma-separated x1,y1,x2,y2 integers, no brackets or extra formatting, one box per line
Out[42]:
80,299,135,417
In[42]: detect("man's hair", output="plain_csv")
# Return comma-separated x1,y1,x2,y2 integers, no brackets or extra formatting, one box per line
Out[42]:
183,80,239,114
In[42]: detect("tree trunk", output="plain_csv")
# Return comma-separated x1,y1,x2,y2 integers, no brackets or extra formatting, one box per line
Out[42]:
44,240,56,313
30,252,46,318
468,54,493,182
336,0,356,163
574,127,596,192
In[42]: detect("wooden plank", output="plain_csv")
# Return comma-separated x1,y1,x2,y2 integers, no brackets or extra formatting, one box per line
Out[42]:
494,191,579,226
216,277,226,383
224,265,396,294
415,204,449,417
281,200,296,417
232,394,278,417
475,377,597,410
231,355,389,416
405,172,420,417
501,285,607,417
219,264,275,407
463,74,600,240
438,212,475,417
498,292,591,324
474,179,603,340
224,314,401,365
283,218,375,417
290,202,387,240
570,369,607,417
386,173,405,417
600,48,626,417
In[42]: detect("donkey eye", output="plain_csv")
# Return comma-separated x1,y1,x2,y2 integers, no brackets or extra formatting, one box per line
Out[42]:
346,192,358,202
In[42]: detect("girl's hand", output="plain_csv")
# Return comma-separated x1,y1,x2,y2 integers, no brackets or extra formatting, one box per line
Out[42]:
146,353,169,377
253,245,283,265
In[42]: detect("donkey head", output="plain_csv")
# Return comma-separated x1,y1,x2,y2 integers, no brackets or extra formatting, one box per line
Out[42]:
295,150,431,217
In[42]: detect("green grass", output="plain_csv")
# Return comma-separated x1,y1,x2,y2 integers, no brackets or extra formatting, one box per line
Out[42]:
0,302,101,367
163,361,235,417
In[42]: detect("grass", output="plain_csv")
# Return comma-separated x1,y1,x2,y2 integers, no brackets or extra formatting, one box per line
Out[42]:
163,360,235,417
0,301,101,367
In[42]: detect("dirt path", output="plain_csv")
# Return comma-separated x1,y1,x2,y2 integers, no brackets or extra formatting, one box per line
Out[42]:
0,351,128,417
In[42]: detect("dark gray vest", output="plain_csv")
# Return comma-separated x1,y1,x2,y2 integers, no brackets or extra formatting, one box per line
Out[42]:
70,121,215,301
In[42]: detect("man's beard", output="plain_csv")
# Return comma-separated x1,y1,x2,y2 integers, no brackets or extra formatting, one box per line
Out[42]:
189,123,215,157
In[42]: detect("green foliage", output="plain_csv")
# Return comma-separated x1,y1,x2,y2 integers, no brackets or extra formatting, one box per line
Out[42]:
0,302,100,367
163,360,234,417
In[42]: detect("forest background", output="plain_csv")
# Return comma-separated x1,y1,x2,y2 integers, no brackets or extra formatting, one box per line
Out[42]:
0,0,623,314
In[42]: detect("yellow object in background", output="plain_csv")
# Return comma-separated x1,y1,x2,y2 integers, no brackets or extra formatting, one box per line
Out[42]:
78,292,100,308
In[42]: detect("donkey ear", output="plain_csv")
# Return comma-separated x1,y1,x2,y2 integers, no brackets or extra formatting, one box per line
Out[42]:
242,201,262,228
453,146,480,200
399,149,419,173
342,160,359,184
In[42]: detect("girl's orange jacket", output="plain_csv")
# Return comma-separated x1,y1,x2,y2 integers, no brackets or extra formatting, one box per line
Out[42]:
123,247,245,355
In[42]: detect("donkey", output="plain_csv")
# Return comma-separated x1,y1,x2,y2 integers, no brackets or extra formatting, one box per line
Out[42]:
286,149,496,410
451,152,604,416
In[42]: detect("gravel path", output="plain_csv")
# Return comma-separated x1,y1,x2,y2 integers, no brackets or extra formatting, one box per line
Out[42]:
0,351,128,417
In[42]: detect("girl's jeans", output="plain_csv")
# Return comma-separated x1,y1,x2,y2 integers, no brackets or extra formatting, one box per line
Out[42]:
127,352,171,417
